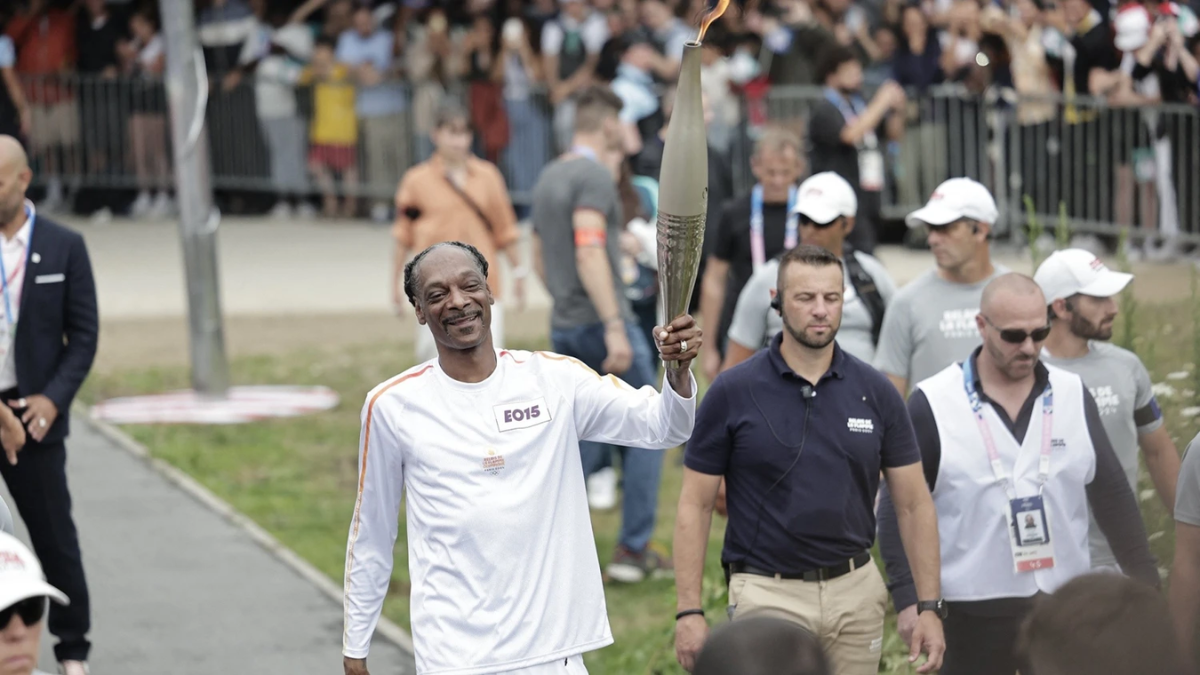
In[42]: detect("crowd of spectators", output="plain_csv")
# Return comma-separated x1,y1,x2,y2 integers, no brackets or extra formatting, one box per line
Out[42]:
0,0,1198,243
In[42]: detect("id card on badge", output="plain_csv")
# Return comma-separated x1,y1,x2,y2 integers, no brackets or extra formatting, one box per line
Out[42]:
1008,495,1055,573
859,150,884,192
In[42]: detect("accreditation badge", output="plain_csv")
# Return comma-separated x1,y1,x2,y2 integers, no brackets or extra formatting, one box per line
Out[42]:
1007,495,1055,573
859,149,884,192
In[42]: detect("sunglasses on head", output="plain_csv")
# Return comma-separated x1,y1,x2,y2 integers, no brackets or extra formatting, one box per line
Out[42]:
0,596,46,628
798,213,841,229
984,316,1052,343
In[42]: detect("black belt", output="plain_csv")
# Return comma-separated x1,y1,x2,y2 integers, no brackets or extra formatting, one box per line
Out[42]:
728,552,872,582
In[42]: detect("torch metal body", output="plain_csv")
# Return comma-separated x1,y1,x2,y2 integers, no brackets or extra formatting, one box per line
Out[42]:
656,43,709,371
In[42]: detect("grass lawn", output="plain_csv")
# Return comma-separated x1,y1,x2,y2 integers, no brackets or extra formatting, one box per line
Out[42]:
80,296,1200,674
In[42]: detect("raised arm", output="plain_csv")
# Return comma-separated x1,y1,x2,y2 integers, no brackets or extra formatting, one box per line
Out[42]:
564,316,699,449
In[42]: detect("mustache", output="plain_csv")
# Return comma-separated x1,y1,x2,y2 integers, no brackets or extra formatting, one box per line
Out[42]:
443,310,480,325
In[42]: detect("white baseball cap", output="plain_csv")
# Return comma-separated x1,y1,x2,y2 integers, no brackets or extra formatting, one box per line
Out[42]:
1034,248,1133,303
1114,5,1151,52
905,177,999,228
0,532,68,613
792,172,857,224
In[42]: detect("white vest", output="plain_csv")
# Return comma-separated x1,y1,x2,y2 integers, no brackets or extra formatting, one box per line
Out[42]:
919,361,1097,602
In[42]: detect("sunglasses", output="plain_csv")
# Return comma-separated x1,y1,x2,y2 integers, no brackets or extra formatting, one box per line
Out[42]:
0,596,46,628
984,316,1051,344
798,214,841,229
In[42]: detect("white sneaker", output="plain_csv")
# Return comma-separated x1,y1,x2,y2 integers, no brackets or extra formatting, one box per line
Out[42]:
89,207,113,225
296,202,317,219
370,203,391,223
586,467,618,511
130,190,152,218
148,192,173,219
268,201,293,219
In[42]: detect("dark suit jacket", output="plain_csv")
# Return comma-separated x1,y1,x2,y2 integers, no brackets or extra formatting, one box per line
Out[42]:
13,215,99,445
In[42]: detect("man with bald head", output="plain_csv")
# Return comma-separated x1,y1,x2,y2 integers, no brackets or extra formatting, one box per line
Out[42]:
877,272,1157,675
0,135,98,675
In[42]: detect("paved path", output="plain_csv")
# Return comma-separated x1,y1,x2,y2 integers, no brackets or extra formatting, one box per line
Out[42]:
1,419,416,675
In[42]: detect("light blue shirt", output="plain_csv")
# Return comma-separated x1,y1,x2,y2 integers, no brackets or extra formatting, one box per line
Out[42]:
0,36,14,69
611,64,659,124
335,29,407,117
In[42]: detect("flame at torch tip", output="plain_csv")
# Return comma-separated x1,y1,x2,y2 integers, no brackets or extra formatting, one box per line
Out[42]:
697,0,731,43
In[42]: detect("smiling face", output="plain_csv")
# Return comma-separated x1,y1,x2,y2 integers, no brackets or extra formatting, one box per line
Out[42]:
777,260,845,350
413,246,494,352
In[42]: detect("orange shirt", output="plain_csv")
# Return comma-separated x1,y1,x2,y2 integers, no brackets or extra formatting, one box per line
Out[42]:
7,11,76,105
393,155,519,299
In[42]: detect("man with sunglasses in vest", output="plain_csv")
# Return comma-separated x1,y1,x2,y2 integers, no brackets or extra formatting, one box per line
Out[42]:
877,273,1158,675
722,172,895,371
1036,249,1181,575
874,177,1009,398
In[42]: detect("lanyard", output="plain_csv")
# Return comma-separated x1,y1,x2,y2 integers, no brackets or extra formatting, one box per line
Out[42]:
961,355,1054,498
0,200,35,330
824,87,878,150
750,184,798,271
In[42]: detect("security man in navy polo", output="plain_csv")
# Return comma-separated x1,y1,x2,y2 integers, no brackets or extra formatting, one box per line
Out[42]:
672,244,946,675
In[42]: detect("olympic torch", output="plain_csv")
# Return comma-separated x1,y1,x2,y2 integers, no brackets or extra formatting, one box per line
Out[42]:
656,42,709,372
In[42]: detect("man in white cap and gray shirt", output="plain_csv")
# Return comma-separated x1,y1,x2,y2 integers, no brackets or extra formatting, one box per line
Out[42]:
722,171,896,371
1035,248,1181,573
0,531,70,675
874,178,1008,396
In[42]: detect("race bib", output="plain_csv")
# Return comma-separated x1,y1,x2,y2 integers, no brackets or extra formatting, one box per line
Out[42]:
1008,495,1055,573
493,397,552,432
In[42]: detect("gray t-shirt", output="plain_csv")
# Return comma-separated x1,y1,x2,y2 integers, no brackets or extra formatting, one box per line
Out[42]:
1042,342,1163,568
726,251,897,363
873,265,1009,393
0,495,11,535
1177,432,1200,527
531,157,632,330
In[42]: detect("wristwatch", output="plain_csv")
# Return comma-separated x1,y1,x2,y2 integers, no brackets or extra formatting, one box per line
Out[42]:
917,599,948,619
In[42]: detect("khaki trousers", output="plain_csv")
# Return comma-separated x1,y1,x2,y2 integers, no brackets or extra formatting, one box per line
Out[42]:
727,559,888,675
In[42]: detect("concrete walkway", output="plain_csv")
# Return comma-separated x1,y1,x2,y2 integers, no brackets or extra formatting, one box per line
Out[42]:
1,419,416,675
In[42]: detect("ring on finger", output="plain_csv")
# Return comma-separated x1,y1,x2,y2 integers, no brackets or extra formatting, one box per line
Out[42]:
38,418,47,428
680,340,688,353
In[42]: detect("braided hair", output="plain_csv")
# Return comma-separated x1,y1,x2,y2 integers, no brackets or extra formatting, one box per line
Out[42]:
403,241,490,307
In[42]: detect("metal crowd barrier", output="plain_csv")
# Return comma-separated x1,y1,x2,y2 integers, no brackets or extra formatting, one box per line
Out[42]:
14,73,1200,245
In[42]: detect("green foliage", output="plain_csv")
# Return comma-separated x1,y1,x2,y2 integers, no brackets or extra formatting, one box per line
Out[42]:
1025,195,1046,270
1193,266,1200,403
1055,201,1071,250
1115,228,1139,354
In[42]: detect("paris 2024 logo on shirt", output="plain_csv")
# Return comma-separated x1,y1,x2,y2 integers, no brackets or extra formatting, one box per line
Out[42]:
483,448,506,477
1088,386,1120,417
938,308,980,339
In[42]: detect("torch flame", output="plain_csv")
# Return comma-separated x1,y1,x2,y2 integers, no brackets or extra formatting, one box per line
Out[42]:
697,0,731,43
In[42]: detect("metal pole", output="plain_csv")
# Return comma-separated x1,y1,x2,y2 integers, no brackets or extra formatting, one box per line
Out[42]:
159,0,230,396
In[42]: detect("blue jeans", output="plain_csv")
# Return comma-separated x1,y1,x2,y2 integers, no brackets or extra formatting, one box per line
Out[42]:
551,320,664,553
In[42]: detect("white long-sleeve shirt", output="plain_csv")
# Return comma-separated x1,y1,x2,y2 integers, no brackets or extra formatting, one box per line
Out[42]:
343,349,696,674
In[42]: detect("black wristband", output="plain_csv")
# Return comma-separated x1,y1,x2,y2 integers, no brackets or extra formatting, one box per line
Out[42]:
675,609,705,621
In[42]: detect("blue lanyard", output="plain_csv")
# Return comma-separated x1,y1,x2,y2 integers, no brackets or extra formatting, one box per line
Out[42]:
749,184,797,271
0,201,35,330
823,87,867,123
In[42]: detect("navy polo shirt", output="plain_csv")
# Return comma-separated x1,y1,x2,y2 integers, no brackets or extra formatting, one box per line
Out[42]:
685,332,921,573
